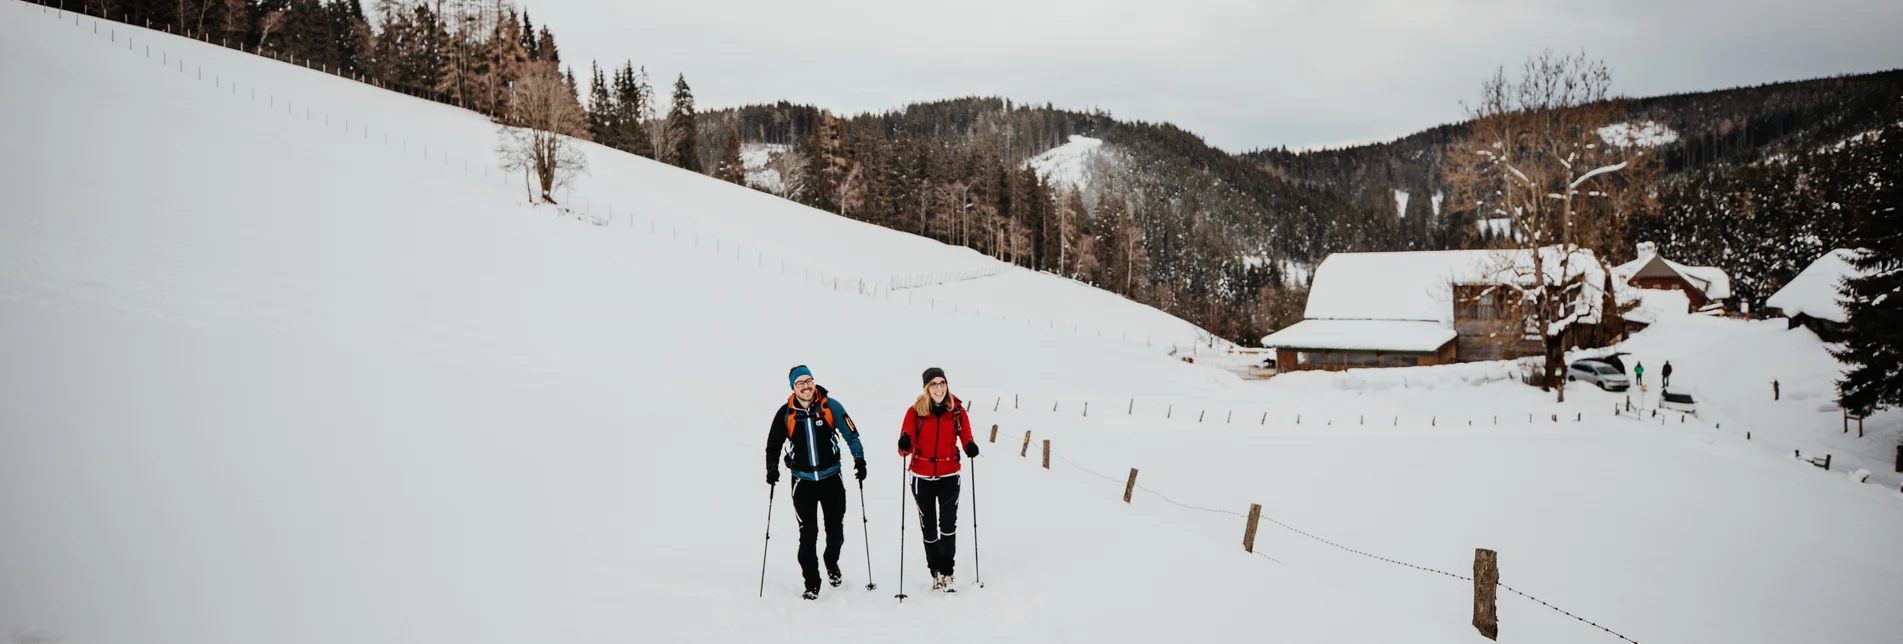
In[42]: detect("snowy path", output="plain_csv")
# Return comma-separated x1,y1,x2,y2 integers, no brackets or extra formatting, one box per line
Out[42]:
3,4,1901,643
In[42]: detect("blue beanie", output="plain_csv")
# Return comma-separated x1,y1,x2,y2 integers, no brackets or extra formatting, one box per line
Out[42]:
788,365,813,389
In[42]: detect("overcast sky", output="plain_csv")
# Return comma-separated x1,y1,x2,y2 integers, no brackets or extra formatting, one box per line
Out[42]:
527,0,1903,152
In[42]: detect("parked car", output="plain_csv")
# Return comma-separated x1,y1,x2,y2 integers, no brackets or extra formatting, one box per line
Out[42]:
1660,387,1697,414
1567,359,1631,391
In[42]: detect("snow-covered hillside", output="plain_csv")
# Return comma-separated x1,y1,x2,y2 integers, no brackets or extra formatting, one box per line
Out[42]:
4,5,1901,644
1023,134,1111,193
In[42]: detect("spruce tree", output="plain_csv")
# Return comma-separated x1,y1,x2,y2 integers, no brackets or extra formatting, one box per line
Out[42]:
714,126,747,185
586,62,613,146
615,64,655,159
537,28,559,65
521,9,537,59
1834,122,1903,416
665,74,701,172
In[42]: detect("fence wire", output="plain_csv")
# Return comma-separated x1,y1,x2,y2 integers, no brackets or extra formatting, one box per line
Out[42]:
1044,446,1640,643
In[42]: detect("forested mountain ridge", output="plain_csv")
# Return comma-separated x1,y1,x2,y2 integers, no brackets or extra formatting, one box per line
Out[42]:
1241,69,1903,308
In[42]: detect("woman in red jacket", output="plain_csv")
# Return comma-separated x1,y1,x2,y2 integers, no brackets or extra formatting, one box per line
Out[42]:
897,367,979,591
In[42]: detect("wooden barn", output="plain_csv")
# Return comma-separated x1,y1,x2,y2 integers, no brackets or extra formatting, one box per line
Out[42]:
1262,248,1629,372
1612,242,1731,312
1766,249,1864,342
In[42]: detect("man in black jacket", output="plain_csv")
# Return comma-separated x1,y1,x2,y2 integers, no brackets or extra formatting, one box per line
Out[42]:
765,365,867,599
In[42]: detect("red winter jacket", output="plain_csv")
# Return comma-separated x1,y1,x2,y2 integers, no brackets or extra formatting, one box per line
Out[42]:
899,393,975,478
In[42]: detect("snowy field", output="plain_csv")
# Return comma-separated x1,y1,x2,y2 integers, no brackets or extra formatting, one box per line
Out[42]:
4,5,1902,643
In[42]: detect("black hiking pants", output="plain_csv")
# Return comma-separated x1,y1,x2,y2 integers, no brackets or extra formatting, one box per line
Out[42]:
911,474,960,577
791,474,846,592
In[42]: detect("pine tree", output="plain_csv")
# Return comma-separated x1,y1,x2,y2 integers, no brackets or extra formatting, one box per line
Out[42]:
615,63,655,159
797,115,845,212
714,126,747,185
666,74,700,172
1834,122,1903,416
520,8,537,59
586,62,616,148
537,28,559,65
330,0,371,77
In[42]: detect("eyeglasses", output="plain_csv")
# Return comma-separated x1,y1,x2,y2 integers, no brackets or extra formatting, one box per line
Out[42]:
927,379,947,387
794,376,815,387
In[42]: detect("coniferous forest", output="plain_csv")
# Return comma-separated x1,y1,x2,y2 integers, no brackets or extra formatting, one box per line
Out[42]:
40,0,1901,378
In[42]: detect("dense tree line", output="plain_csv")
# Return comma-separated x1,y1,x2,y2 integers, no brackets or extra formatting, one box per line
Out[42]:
1247,68,1903,312
690,98,1327,346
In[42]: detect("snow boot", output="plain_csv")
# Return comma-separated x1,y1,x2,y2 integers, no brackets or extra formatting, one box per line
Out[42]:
940,575,956,593
930,572,945,592
801,589,819,601
828,570,843,588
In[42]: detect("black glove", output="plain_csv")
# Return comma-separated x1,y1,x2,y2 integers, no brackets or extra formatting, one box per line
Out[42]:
964,442,980,458
854,458,868,481
897,433,911,452
767,470,780,486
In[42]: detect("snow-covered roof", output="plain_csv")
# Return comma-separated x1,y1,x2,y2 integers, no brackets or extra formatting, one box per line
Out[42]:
1612,253,1731,300
1766,249,1865,323
1261,319,1456,353
1622,289,1692,325
1303,248,1616,325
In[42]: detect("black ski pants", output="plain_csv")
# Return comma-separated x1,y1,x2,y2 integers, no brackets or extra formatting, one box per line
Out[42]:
911,474,960,576
791,474,846,592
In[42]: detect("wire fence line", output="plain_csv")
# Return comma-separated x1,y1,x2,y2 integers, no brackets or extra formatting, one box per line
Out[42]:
1038,438,1641,643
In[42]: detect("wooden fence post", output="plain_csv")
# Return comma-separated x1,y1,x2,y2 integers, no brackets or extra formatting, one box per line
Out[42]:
1021,431,1031,457
1473,549,1499,640
1128,398,1134,415
1042,440,1050,469
1123,468,1138,503
1844,409,1849,433
1198,409,1206,422
990,424,998,443
1244,504,1263,553
1084,401,1089,417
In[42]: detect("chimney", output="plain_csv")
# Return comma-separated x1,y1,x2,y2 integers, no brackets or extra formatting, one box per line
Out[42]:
1635,241,1658,261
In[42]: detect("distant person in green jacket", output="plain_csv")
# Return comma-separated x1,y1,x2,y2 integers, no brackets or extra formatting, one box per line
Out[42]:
1634,362,1645,389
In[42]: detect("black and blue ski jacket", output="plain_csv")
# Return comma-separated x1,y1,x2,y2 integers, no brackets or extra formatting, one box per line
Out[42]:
766,386,867,482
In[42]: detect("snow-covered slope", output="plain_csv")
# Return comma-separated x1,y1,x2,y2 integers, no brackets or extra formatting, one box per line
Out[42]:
4,6,1901,644
1023,134,1108,193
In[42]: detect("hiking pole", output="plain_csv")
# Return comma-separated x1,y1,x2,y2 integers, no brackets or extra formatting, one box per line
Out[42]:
970,454,983,589
857,478,877,591
896,461,910,602
758,482,775,598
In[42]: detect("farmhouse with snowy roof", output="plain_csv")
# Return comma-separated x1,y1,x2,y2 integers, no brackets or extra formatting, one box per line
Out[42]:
1611,242,1730,313
1261,248,1630,372
1766,249,1865,341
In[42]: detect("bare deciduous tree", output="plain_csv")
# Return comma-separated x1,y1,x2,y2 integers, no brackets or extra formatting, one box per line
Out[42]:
1448,51,1659,402
497,62,589,204
256,9,287,49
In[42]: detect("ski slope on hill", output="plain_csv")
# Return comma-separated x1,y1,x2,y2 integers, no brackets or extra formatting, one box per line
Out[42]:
4,5,1902,643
